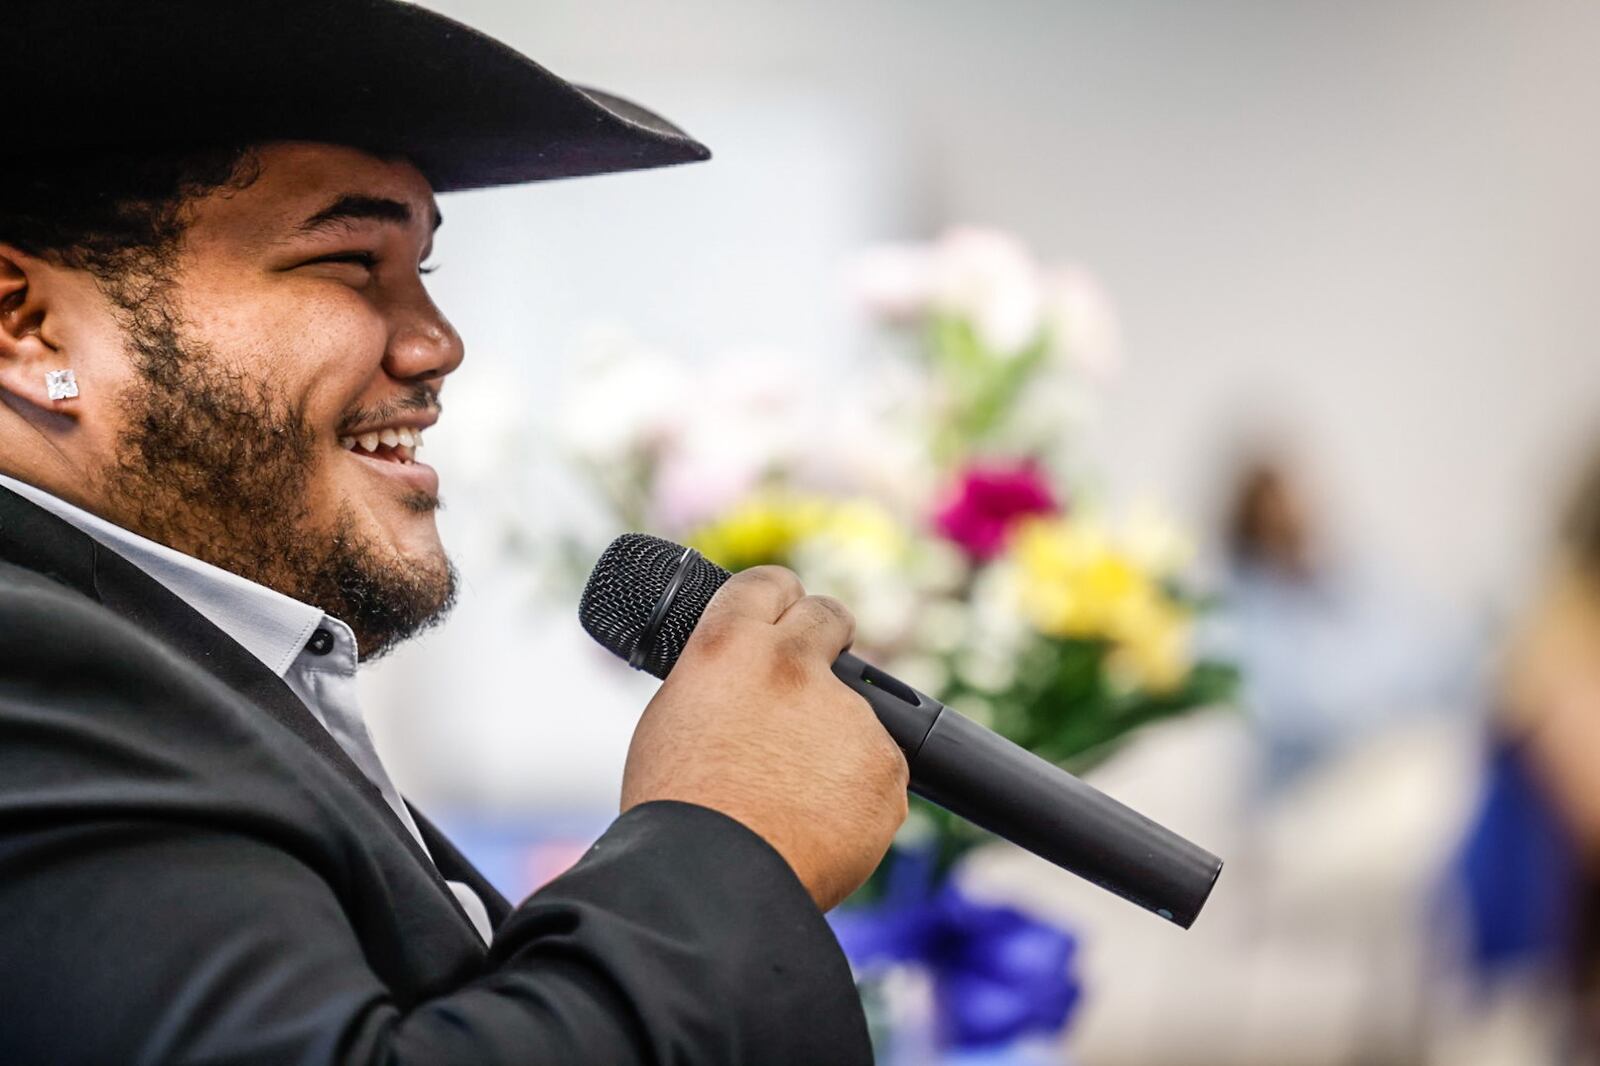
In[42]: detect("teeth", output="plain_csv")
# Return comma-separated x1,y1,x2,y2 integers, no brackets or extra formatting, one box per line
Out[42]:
339,427,427,457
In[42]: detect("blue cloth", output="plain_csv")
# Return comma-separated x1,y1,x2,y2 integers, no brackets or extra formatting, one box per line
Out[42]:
1453,736,1577,971
830,849,1081,1050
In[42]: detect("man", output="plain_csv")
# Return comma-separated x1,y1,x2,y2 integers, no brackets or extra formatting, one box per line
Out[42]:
0,2,908,1063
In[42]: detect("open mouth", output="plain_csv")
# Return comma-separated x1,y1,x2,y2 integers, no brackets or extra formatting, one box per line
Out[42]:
339,427,423,465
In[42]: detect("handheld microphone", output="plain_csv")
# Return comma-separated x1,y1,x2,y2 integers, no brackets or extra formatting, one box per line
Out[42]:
579,532,1223,928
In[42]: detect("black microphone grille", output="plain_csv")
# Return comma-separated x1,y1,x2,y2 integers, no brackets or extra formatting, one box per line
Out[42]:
578,533,732,679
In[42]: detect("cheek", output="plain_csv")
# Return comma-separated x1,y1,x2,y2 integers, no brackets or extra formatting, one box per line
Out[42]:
191,285,391,423
300,303,392,410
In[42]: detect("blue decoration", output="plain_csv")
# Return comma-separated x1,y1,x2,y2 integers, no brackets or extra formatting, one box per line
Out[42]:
831,849,1081,1050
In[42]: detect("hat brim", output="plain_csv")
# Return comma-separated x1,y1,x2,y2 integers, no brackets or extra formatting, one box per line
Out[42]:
26,0,711,192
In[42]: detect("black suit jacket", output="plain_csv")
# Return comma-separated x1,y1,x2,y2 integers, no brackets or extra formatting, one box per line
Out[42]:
0,485,871,1065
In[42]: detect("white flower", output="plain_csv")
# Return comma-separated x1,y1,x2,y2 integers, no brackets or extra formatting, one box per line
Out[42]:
652,441,764,531
966,561,1032,666
792,362,935,514
1043,264,1121,379
850,226,1051,358
954,648,1018,696
1121,499,1196,575
650,349,846,530
850,228,1121,373
907,539,971,596
991,370,1096,456
790,532,920,641
879,653,951,698
913,598,972,655
930,227,1045,357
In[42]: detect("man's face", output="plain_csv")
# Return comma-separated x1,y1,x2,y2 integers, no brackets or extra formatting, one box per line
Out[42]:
7,142,466,658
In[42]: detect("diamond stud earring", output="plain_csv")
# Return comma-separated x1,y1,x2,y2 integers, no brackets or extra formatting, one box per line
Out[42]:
44,369,78,401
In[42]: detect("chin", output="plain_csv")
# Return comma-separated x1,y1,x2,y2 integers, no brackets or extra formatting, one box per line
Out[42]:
382,510,448,570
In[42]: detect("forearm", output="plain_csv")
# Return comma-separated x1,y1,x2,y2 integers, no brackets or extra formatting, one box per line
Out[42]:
0,804,867,1066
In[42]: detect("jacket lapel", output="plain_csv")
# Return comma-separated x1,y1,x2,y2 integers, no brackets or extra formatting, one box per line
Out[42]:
409,803,514,929
0,484,489,939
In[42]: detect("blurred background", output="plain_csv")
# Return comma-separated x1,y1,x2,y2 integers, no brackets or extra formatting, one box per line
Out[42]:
361,2,1600,1062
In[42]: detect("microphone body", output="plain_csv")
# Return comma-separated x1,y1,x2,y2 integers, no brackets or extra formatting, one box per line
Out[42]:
834,651,1220,927
580,534,1223,929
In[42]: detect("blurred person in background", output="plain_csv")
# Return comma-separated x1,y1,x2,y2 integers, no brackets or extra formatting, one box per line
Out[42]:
1221,450,1480,795
1449,445,1600,1065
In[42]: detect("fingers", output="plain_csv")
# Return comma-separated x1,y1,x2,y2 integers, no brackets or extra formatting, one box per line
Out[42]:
695,565,856,664
776,593,856,661
701,565,806,626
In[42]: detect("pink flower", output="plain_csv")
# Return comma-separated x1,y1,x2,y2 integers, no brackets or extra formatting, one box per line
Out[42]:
934,461,1059,561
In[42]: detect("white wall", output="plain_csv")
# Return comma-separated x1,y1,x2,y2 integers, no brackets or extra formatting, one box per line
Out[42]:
367,0,1600,811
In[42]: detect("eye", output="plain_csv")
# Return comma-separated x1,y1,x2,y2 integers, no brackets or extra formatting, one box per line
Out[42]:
299,252,437,278
306,251,378,270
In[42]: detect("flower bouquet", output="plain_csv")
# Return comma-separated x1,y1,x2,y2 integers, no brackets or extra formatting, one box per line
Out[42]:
542,227,1238,1059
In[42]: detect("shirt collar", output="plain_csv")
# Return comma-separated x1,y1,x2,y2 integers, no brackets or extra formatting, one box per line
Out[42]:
0,473,333,676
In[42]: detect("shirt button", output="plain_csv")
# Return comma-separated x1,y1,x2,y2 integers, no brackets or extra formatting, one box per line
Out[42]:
306,628,335,656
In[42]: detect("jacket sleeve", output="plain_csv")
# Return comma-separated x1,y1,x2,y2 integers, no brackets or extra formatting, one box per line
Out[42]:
0,575,872,1066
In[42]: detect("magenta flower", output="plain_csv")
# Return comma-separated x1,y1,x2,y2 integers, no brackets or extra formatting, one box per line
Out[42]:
934,461,1059,561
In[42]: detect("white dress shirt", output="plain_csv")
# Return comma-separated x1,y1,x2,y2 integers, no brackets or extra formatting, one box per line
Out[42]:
0,472,493,944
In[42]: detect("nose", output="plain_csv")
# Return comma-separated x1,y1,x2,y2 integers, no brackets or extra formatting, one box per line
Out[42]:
383,292,465,385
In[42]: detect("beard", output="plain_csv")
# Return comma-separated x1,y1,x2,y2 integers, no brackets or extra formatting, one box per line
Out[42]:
98,292,456,662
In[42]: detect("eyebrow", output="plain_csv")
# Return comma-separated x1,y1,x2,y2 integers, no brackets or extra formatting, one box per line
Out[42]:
294,194,444,237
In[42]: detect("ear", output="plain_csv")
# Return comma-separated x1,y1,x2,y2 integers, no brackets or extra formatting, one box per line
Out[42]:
0,245,75,413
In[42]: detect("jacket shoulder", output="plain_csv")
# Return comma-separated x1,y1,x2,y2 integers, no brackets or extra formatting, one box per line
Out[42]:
0,556,340,840
0,556,214,693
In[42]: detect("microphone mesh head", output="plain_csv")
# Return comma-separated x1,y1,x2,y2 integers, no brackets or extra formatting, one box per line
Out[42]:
578,533,732,679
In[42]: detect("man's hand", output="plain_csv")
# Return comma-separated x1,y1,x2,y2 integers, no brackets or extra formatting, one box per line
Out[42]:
620,565,910,911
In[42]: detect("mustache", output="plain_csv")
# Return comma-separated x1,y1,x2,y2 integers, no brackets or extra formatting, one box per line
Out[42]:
337,384,441,435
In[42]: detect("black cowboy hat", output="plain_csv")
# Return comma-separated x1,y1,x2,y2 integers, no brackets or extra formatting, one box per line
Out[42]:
21,0,710,191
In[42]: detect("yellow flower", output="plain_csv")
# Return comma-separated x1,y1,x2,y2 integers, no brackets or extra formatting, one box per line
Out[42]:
1108,598,1193,694
1008,515,1194,692
689,491,830,571
810,499,908,563
690,492,907,573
